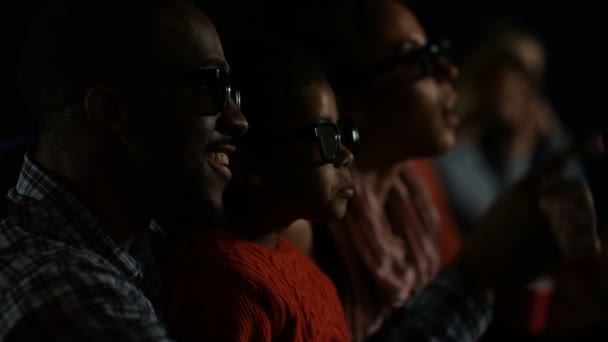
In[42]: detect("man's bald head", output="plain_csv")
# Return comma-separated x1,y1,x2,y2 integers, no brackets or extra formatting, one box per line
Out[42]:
19,0,203,142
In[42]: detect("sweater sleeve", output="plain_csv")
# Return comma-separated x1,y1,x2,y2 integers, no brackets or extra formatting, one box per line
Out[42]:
168,261,279,341
184,286,275,342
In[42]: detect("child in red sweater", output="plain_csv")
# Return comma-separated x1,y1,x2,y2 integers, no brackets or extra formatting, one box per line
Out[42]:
166,43,357,341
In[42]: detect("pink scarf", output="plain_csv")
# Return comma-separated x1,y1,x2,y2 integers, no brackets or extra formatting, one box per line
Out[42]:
329,161,440,340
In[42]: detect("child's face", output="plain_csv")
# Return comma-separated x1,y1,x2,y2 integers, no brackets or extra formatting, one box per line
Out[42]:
263,81,355,223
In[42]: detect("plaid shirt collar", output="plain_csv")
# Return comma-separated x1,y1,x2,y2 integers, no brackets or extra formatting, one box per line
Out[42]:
10,154,162,284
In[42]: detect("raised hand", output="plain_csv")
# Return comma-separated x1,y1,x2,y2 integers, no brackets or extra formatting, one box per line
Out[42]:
454,135,604,290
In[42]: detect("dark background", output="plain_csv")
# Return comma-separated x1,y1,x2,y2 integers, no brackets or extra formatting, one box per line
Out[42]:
2,0,608,222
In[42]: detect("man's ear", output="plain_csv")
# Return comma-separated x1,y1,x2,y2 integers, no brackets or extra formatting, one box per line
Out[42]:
84,85,129,137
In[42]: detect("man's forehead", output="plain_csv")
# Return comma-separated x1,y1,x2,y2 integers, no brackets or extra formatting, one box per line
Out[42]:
148,4,227,71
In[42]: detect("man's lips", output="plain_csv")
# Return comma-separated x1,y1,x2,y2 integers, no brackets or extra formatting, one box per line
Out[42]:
205,151,230,166
204,141,236,179
206,139,236,153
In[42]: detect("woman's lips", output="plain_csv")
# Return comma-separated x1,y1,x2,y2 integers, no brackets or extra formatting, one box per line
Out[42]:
443,110,460,128
337,184,355,199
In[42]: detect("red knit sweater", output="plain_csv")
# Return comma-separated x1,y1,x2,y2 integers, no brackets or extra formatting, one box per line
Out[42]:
166,231,350,341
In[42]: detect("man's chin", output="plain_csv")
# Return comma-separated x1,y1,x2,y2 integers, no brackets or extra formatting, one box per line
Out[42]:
150,186,226,236
182,192,225,227
201,196,227,228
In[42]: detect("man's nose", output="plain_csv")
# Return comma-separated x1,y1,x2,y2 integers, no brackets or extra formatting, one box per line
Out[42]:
217,99,249,137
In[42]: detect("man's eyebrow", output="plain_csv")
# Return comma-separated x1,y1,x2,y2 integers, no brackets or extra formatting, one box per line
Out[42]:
317,117,334,123
197,58,229,71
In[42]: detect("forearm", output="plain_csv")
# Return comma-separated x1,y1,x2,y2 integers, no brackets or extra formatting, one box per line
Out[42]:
368,268,492,342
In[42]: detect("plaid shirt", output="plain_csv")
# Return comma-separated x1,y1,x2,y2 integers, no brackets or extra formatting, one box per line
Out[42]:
368,268,493,342
0,155,171,341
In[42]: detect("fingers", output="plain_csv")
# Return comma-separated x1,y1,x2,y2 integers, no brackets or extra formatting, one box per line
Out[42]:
525,134,604,186
539,180,600,259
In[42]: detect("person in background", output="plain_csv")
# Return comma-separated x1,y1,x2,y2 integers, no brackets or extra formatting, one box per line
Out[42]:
434,24,574,340
436,23,565,234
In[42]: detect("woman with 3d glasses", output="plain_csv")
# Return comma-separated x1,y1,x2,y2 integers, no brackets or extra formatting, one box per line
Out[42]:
165,42,359,341
289,2,466,339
